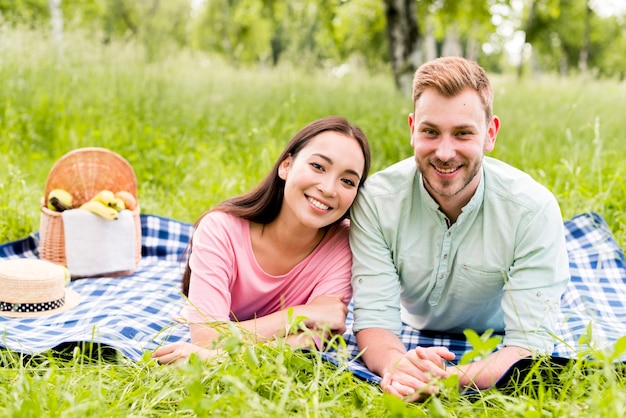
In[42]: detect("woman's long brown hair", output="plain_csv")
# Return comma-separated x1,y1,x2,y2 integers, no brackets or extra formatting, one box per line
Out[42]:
181,116,371,295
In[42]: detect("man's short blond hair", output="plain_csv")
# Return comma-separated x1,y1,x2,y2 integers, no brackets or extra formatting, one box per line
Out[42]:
412,57,494,122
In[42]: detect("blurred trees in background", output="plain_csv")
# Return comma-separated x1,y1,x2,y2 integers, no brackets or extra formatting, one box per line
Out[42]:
1,0,624,89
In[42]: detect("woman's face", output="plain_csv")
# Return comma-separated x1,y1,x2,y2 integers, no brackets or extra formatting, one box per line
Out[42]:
278,131,365,229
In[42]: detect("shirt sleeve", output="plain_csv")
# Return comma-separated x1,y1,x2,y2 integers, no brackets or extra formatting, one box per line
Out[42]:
185,213,237,324
502,196,570,353
349,187,404,334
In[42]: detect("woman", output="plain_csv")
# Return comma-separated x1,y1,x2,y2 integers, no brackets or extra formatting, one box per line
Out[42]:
153,116,371,364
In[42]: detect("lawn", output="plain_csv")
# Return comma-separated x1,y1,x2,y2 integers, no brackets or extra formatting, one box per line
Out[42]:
1,29,626,416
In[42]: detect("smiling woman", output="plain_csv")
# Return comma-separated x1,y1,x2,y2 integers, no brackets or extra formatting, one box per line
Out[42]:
152,116,371,364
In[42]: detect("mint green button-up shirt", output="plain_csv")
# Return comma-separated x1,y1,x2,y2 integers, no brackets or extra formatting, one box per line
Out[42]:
350,156,570,353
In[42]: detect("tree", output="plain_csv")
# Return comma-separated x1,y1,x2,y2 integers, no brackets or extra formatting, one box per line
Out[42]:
381,0,505,92
0,0,49,27
522,0,626,77
49,0,62,41
382,0,420,93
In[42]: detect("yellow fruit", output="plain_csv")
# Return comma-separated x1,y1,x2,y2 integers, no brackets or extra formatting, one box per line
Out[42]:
61,265,71,285
115,190,137,211
111,197,125,212
47,189,73,211
79,200,119,220
91,189,116,206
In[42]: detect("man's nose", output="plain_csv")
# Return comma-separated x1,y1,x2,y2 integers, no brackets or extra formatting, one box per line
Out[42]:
435,136,456,161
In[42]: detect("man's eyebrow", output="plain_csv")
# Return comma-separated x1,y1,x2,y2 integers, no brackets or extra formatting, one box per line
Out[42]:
420,121,478,130
312,153,362,179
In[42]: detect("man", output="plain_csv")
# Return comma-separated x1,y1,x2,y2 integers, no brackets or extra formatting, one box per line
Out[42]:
349,56,570,400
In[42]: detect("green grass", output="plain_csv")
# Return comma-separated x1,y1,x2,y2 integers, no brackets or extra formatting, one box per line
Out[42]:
1,29,626,416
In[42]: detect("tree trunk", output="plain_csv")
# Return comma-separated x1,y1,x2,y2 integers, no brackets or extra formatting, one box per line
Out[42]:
578,0,591,74
518,0,538,79
424,17,437,62
442,25,462,57
49,0,63,62
49,0,63,42
383,0,421,94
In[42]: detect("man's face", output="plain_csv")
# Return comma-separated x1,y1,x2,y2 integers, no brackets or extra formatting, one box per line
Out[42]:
408,87,499,209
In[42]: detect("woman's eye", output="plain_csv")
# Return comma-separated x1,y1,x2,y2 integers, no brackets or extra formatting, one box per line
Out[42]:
341,178,356,187
310,162,324,171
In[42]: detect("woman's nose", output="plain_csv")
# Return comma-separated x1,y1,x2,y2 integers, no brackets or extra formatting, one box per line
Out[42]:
317,177,338,196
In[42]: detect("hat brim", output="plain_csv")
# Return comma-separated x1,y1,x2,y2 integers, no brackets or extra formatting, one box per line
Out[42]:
0,288,80,318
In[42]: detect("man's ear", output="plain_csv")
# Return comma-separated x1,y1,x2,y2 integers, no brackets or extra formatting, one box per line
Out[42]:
484,115,500,152
408,113,415,147
278,156,292,180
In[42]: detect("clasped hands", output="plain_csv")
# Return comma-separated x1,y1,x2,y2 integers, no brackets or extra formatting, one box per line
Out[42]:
381,346,456,402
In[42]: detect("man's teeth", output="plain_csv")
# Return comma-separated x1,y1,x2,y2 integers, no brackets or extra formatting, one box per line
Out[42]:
436,166,457,174
308,197,329,210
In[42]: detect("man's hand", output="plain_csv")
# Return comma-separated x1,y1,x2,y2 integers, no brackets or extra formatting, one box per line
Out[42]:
381,346,456,401
357,328,458,401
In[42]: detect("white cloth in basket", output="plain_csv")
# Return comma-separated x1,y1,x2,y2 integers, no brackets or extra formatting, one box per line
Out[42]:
62,209,135,277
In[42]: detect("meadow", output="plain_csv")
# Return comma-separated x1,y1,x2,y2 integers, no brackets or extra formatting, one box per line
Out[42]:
1,29,626,416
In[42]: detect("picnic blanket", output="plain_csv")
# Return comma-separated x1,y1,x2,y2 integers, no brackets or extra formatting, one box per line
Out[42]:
1,212,625,385
0,215,192,359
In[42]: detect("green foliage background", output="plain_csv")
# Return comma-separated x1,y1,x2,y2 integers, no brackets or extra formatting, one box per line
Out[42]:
1,0,625,76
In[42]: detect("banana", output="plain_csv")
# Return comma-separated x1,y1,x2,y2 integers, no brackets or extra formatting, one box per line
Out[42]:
111,197,125,212
47,189,73,212
61,265,71,284
91,189,116,207
79,200,119,220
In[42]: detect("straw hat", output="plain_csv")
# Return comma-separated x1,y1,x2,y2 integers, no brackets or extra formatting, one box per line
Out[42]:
0,258,80,318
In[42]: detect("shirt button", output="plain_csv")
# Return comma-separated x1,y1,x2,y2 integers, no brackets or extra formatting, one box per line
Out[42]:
438,274,444,279
443,254,448,259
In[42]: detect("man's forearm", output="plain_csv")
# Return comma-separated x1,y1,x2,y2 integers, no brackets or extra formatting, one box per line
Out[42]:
449,345,531,389
355,328,407,376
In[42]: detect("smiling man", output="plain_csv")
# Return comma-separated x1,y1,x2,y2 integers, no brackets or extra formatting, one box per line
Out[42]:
349,56,570,401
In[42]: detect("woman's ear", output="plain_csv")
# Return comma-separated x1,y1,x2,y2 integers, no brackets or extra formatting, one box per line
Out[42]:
278,156,292,180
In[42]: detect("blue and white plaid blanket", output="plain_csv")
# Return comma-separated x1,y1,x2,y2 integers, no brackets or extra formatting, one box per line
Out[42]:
1,212,625,384
0,215,192,359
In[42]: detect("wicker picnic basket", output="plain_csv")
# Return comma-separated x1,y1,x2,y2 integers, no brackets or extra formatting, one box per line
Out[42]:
39,147,141,277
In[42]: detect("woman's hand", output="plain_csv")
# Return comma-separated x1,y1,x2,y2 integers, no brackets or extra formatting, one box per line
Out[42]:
297,294,349,334
156,294,349,361
152,342,220,365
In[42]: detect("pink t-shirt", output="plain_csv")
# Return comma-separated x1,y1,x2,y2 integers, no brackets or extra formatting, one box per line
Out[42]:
184,211,353,324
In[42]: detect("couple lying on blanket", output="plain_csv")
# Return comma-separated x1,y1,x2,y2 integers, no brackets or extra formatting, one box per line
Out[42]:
153,57,571,402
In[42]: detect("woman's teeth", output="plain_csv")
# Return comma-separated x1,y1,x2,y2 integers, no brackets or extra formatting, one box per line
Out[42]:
308,197,329,210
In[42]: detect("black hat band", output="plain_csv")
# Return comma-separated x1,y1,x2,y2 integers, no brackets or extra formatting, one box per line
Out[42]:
0,297,65,313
